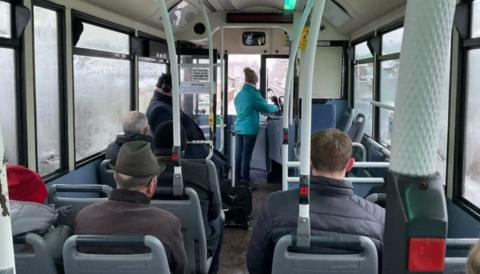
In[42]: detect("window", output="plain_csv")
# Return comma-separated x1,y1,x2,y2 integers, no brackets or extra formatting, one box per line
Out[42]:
73,19,132,161
76,23,129,54
353,63,374,136
463,49,480,207
138,61,166,112
382,28,403,55
355,42,372,60
33,6,62,175
266,58,288,104
0,47,18,163
0,1,11,38
472,0,480,38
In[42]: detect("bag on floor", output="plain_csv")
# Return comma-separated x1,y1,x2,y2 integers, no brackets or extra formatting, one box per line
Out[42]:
223,181,252,228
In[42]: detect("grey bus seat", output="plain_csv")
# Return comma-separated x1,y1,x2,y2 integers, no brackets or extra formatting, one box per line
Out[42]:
97,160,116,189
444,238,478,274
63,235,169,274
48,184,113,227
348,113,366,143
151,187,209,274
339,108,355,133
365,193,387,208
272,234,378,274
14,233,58,274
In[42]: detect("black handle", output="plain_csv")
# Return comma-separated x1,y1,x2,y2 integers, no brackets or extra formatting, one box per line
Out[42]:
53,184,110,193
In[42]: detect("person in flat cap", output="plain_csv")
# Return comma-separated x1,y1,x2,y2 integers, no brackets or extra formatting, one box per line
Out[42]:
74,141,188,274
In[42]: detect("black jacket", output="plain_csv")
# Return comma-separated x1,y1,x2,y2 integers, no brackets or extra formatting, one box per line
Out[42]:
246,176,385,274
146,92,205,141
104,133,152,165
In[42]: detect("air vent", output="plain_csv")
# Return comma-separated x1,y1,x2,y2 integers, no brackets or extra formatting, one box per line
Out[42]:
323,0,352,28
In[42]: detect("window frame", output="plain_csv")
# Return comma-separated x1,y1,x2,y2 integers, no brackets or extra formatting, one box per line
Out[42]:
453,0,480,219
0,0,28,166
32,0,69,180
72,11,135,166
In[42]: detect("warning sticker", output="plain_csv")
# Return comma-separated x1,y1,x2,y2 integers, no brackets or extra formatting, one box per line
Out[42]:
180,81,210,94
192,68,209,82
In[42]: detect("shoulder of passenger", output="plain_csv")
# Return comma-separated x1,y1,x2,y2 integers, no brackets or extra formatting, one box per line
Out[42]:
349,195,385,220
266,190,296,211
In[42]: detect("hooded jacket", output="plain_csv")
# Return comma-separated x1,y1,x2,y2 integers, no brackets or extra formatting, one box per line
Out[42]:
246,176,385,274
234,84,278,135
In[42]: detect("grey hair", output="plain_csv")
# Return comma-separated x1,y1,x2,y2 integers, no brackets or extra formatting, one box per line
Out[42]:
122,111,148,134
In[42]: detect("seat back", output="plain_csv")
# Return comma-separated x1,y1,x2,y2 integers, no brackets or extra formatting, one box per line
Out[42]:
151,187,208,274
348,113,366,143
63,235,169,274
444,238,478,274
339,108,355,133
311,103,336,132
272,234,378,274
97,160,116,189
48,184,112,227
14,233,58,274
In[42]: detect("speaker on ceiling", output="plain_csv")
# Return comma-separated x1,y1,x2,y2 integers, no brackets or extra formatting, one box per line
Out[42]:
194,23,206,35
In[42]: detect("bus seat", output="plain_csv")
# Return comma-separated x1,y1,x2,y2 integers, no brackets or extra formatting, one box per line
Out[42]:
48,184,112,227
311,104,336,132
62,235,169,274
272,234,378,274
339,108,355,133
97,160,116,189
365,193,387,208
348,113,366,143
151,187,209,274
14,233,58,274
444,238,478,274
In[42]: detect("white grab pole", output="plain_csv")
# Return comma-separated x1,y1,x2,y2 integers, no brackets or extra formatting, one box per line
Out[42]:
282,0,314,191
230,130,236,187
218,26,225,152
296,0,326,248
0,118,16,273
158,0,183,194
200,0,215,141
390,0,456,177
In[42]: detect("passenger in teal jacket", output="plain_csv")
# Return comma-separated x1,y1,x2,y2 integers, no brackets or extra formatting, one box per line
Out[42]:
234,67,278,187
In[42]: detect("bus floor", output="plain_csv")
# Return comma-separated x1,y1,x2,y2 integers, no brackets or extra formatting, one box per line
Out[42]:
218,169,282,274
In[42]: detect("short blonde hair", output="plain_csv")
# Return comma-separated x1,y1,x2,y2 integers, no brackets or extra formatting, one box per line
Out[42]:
467,240,480,274
244,67,257,84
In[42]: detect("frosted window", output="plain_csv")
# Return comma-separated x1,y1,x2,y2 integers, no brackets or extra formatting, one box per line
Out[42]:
139,61,166,113
266,58,288,103
355,42,372,60
74,56,131,161
379,60,400,106
0,48,18,163
0,1,11,38
34,6,61,175
379,109,394,147
76,23,129,54
463,49,480,206
227,54,261,115
382,28,403,55
472,0,480,38
353,63,373,136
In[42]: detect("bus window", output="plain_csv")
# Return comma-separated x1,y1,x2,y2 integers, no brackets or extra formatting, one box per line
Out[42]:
139,61,167,113
33,6,62,175
73,22,131,161
227,54,261,115
0,1,11,38
266,58,288,104
472,0,480,38
463,49,480,206
353,61,373,136
0,48,18,163
381,28,403,55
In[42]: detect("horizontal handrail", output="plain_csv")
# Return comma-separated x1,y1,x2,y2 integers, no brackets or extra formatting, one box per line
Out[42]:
347,177,384,183
370,101,395,111
354,162,390,168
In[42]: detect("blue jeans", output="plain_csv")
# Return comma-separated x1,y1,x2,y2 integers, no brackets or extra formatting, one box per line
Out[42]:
235,134,257,182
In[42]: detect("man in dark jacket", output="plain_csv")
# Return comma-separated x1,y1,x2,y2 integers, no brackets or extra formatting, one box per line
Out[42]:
105,111,152,165
246,129,385,274
75,141,188,274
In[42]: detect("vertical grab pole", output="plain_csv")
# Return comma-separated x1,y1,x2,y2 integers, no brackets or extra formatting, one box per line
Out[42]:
296,0,326,248
200,0,215,143
218,26,225,152
382,0,456,273
282,0,314,191
158,0,183,195
0,120,16,274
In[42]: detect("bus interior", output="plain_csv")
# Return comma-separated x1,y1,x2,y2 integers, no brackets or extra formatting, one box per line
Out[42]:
1,0,480,273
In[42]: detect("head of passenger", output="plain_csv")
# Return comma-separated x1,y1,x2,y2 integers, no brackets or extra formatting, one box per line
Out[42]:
244,67,258,86
7,164,48,204
155,73,172,96
467,240,480,274
153,121,187,157
310,129,355,180
123,111,149,135
111,141,165,198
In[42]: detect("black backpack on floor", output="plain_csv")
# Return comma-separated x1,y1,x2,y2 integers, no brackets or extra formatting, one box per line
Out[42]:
222,181,252,229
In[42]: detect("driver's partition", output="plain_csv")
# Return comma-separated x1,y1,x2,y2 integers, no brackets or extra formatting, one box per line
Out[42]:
272,234,378,274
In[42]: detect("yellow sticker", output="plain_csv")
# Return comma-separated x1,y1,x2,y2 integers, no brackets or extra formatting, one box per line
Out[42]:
299,26,309,50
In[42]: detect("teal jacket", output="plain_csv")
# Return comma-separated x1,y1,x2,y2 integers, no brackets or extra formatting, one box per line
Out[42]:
234,84,279,135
